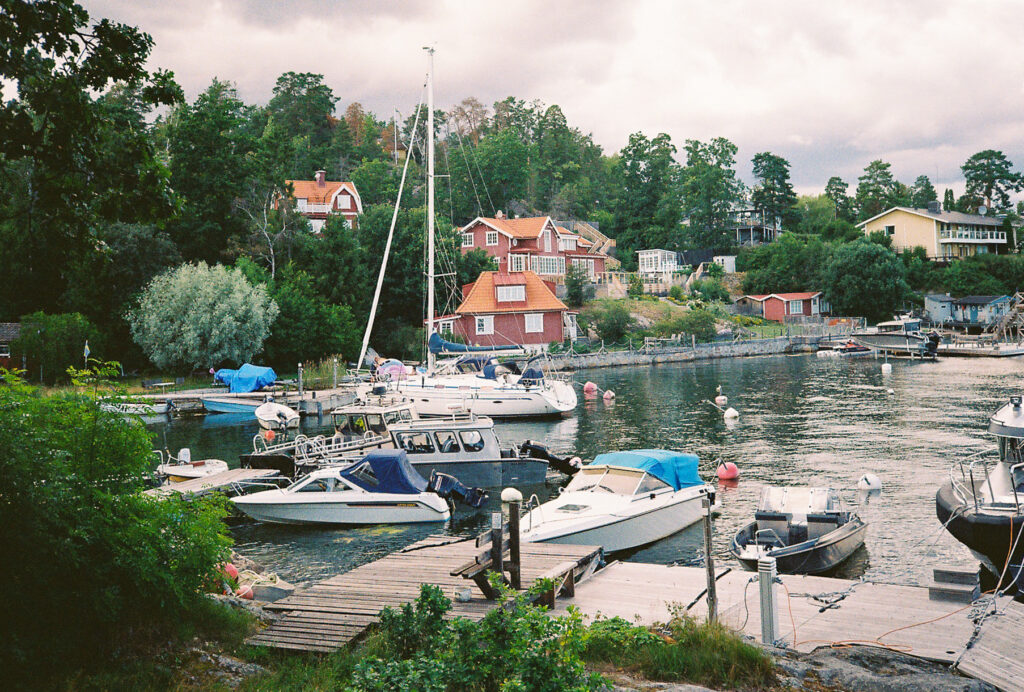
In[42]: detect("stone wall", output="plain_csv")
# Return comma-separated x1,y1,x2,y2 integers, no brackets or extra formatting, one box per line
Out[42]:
545,337,815,371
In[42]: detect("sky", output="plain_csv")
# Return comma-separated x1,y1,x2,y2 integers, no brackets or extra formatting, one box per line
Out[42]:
81,0,1024,195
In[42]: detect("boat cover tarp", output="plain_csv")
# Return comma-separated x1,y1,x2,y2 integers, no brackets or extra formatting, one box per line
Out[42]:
593,449,703,490
428,332,520,354
214,364,277,393
341,450,427,494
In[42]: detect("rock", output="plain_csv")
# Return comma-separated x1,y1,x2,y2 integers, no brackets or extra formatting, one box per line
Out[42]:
251,578,296,603
207,593,278,623
603,672,715,692
229,551,264,573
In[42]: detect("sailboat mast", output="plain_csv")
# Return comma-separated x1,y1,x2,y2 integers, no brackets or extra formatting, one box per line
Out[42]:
425,46,436,371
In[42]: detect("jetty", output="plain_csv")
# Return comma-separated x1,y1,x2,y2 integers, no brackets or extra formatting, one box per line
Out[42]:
144,468,282,498
139,384,360,417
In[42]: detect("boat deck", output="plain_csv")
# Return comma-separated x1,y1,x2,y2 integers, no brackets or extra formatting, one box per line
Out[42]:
247,535,602,652
143,468,282,498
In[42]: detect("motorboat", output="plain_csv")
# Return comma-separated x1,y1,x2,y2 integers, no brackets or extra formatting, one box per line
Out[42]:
519,450,716,553
254,401,300,430
155,448,229,482
100,399,174,415
231,450,478,525
817,340,871,358
201,396,266,414
937,395,1024,584
731,486,867,574
851,317,940,357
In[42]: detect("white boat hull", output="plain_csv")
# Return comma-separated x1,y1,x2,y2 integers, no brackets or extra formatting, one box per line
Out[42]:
157,459,229,482
394,379,576,417
232,490,449,525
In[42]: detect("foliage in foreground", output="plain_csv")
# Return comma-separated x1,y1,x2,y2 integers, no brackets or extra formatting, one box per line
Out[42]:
0,368,233,688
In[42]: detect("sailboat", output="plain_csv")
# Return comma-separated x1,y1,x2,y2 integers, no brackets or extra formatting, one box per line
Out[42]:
357,49,577,418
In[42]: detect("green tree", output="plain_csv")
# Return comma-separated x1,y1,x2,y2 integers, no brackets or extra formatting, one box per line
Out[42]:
740,233,832,294
676,308,718,341
265,71,342,178
910,175,938,208
943,188,956,212
564,262,594,308
855,160,899,220
795,194,836,235
824,176,854,221
691,278,730,303
750,152,798,230
943,260,1005,295
681,137,744,250
628,274,644,298
10,312,100,384
823,240,906,322
962,149,1022,211
593,301,634,341
128,262,279,370
901,247,943,291
352,159,402,206
612,132,683,264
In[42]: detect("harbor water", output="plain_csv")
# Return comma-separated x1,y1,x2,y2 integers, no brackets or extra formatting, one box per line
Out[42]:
147,353,1018,587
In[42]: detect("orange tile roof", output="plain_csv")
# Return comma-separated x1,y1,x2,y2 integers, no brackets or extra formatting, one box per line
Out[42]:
743,292,821,301
481,216,551,239
457,271,567,314
286,180,359,206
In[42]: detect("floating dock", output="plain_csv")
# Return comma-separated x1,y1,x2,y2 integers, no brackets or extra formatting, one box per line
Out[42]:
936,343,1024,358
139,386,360,417
247,535,602,652
144,468,282,498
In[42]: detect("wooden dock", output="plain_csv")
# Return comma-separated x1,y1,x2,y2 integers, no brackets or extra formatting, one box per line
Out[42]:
247,535,602,652
143,468,282,498
937,343,1024,358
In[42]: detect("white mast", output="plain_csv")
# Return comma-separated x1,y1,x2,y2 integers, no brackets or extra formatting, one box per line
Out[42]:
425,46,436,372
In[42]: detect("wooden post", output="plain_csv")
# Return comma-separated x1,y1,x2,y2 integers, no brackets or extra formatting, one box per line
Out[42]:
508,500,521,590
297,363,304,396
332,358,338,388
702,497,717,622
490,511,504,582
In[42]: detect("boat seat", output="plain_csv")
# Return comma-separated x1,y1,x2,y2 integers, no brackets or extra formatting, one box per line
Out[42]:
755,510,790,544
806,513,841,540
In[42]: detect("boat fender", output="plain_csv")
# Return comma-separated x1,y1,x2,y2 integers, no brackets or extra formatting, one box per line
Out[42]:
603,389,615,400
716,461,740,480
723,407,739,419
881,363,892,374
857,473,882,492
583,381,598,394
235,584,254,600
221,562,239,579
263,429,276,442
715,395,728,406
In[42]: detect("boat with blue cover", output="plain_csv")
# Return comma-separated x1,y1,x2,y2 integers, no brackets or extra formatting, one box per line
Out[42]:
520,450,717,553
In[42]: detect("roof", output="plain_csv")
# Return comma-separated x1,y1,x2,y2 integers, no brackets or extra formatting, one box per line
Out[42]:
457,271,567,314
286,179,363,213
953,295,1009,306
590,450,703,491
857,206,1003,228
493,273,526,286
0,323,20,342
741,292,822,302
925,294,956,303
637,248,676,255
461,216,553,240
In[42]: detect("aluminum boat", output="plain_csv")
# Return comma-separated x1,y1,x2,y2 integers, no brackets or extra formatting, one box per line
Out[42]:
851,318,940,356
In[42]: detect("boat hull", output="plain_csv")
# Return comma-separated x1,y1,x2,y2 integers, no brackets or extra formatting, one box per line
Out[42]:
936,481,1024,579
202,397,262,414
157,459,230,482
395,381,576,418
731,518,867,574
411,458,548,488
851,332,935,356
232,492,449,525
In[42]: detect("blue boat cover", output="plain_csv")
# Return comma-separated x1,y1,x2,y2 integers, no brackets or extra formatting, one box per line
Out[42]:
341,450,427,494
592,450,703,490
214,363,277,393
428,332,520,354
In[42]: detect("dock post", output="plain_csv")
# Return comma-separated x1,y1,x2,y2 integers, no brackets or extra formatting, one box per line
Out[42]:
701,497,717,622
508,500,522,590
332,358,338,388
758,556,780,645
297,363,303,397
490,511,504,583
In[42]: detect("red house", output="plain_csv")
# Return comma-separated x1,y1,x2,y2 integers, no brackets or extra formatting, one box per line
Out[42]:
285,170,362,233
444,271,577,350
737,292,829,323
458,213,607,280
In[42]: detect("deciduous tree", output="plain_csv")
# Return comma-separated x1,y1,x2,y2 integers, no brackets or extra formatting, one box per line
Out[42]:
823,240,906,322
681,137,744,250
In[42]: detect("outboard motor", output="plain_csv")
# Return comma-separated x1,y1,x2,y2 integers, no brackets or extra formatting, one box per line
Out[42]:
519,440,582,476
926,331,941,354
428,472,488,509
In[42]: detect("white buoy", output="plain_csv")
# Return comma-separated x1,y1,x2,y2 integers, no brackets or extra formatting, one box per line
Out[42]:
715,395,728,406
887,388,894,394
724,407,739,419
857,473,882,492
603,390,615,400
881,363,892,374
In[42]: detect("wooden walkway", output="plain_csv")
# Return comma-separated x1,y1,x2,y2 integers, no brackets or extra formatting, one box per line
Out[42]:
143,468,281,498
957,600,1024,692
248,535,602,652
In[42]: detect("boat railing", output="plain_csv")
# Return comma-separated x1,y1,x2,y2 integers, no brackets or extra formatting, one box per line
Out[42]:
951,448,999,512
525,493,543,531
252,433,307,454
1009,462,1024,511
754,528,786,548
294,433,386,461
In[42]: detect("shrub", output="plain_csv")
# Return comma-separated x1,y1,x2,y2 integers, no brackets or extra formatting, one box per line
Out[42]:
0,367,232,687
627,274,644,298
565,263,594,308
10,311,101,385
704,262,724,278
668,285,686,301
593,302,634,342
691,278,730,303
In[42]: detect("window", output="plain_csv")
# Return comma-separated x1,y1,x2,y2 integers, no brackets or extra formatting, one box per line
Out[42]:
884,225,895,236
559,236,577,251
508,254,527,272
786,300,804,315
336,195,352,210
395,431,435,454
310,219,326,233
530,255,565,275
348,462,379,488
496,285,525,302
296,198,308,212
462,233,474,247
459,430,485,452
476,315,494,335
525,313,544,333
366,414,386,434
295,477,335,493
437,320,454,334
543,230,552,252
635,474,670,494
571,258,595,279
435,431,460,453
485,231,499,246
0,344,8,358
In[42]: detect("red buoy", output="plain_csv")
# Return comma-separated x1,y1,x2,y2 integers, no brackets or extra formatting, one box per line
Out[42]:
221,562,239,579
716,461,740,480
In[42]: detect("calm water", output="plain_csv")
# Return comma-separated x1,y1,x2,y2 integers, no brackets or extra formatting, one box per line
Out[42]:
147,353,1023,587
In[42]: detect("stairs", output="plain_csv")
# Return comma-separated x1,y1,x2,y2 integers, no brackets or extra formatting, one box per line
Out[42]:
928,567,980,603
986,292,1024,343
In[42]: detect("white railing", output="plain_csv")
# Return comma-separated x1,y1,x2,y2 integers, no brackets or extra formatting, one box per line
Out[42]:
939,229,1006,242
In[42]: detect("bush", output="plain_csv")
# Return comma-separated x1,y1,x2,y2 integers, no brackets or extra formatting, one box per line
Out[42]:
704,262,724,278
593,302,634,342
564,263,594,308
668,285,686,301
10,311,101,385
691,278,730,303
627,274,644,298
0,367,232,687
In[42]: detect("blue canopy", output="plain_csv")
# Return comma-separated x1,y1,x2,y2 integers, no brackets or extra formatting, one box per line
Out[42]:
341,450,427,494
428,332,521,354
214,363,277,393
591,449,703,491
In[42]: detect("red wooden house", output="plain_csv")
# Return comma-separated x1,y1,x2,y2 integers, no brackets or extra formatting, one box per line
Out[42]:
443,271,577,350
458,213,607,280
737,292,829,323
285,170,362,233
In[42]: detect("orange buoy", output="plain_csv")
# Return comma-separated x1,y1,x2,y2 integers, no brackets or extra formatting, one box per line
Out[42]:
716,461,740,480
221,562,239,579
235,584,254,600
263,429,276,442
583,381,598,394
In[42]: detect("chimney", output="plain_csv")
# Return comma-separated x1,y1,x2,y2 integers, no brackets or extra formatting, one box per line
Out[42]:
315,170,326,187
495,210,504,219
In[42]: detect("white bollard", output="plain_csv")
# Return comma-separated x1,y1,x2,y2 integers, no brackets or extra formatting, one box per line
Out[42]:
758,556,780,645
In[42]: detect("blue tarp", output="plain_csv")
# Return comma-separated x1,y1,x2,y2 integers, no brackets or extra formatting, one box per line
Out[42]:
214,363,277,393
341,450,427,494
591,449,703,490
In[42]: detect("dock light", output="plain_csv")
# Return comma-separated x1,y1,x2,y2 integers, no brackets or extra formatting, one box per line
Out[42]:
1012,396,1022,409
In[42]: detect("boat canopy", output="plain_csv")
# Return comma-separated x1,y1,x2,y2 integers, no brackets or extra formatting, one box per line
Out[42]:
214,363,277,393
592,450,702,491
340,450,427,494
428,332,520,354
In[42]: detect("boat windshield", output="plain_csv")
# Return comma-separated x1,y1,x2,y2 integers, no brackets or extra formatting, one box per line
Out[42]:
292,476,338,493
758,486,838,514
565,467,645,494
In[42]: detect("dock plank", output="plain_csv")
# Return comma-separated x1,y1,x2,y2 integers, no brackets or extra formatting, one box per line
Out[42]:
144,468,281,498
956,600,1024,692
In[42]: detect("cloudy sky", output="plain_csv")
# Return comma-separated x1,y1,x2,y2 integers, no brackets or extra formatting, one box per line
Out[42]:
83,0,1024,194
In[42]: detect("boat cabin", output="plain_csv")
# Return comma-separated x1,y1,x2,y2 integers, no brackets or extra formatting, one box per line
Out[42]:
564,465,674,497
876,318,922,334
388,415,506,461
329,400,418,442
288,451,427,495
755,486,844,546
986,396,1024,505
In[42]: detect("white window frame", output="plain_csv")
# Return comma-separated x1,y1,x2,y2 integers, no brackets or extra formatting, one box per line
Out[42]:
543,230,552,252
530,255,564,275
571,258,596,280
559,236,577,251
524,313,544,333
496,285,526,302
508,254,527,272
0,344,9,358
438,320,454,335
475,315,494,335
462,232,475,248
336,195,352,210
786,299,804,315
485,231,499,246
296,198,308,212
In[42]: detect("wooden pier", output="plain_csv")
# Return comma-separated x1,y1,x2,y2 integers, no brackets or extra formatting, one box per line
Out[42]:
247,535,602,652
143,468,282,498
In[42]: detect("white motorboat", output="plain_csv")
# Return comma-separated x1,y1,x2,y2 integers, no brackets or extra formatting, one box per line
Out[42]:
852,317,940,357
155,448,229,482
254,401,300,430
520,450,716,553
100,399,174,415
231,450,452,525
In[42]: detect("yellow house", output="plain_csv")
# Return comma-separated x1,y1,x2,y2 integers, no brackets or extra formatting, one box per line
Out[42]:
858,206,1008,258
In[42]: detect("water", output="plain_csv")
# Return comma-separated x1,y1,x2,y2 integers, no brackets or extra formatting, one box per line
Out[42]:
147,353,1021,587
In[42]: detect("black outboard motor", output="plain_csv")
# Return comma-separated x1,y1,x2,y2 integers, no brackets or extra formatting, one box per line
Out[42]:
926,331,941,354
519,440,582,476
428,472,488,509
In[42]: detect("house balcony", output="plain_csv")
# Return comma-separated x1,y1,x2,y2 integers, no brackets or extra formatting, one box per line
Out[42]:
939,229,1006,243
